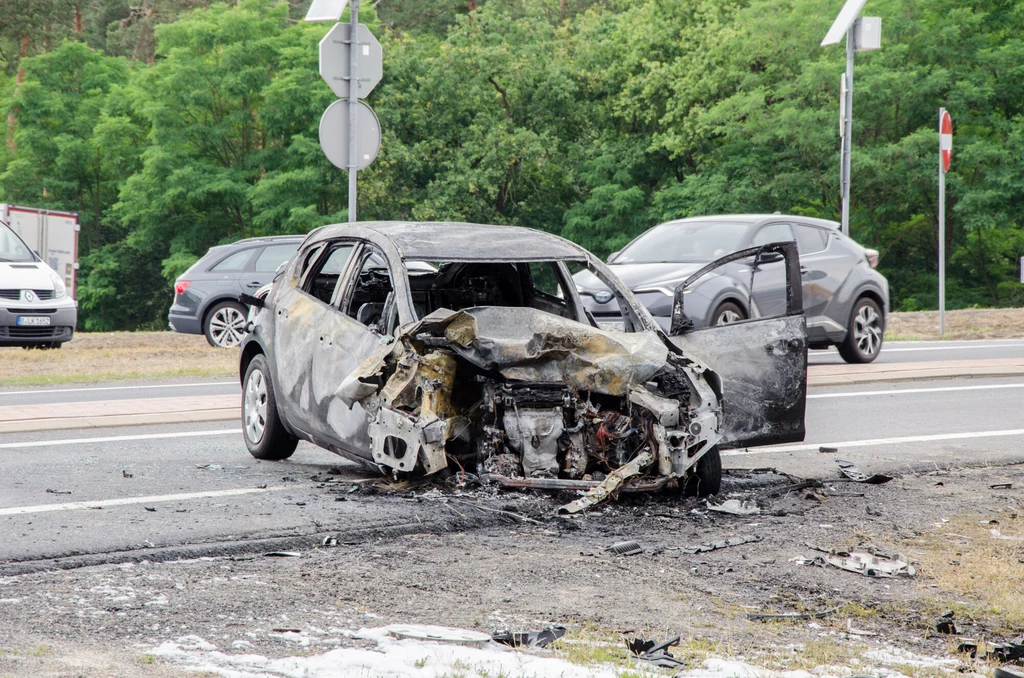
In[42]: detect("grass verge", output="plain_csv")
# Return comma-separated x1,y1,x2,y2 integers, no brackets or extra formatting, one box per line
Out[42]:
0,332,238,387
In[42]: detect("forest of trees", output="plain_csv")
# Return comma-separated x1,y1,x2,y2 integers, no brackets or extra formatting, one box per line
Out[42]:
1,0,1022,331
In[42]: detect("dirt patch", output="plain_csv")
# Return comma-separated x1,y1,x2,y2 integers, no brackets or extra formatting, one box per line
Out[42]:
889,308,1024,341
0,332,238,386
2,465,1023,676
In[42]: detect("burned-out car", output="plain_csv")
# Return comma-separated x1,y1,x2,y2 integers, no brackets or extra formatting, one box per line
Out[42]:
238,222,807,512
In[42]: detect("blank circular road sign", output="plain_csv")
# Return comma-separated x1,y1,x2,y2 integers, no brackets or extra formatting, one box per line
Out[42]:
940,110,952,173
318,100,381,171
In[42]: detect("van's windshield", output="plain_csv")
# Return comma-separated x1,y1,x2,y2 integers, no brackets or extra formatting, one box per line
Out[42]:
0,223,36,263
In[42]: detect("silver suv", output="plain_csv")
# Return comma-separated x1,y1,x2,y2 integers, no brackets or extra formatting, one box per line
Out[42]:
574,215,890,363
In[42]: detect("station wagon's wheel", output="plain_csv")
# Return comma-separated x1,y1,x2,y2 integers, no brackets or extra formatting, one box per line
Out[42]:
204,301,248,348
242,354,298,461
838,297,883,364
711,301,746,326
682,445,722,497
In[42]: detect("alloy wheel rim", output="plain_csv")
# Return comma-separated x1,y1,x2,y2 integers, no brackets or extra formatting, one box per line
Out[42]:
210,307,246,347
853,304,882,356
244,368,268,444
716,309,742,326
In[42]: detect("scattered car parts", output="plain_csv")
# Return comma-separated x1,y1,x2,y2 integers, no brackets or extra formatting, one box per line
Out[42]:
627,635,686,669
836,458,893,484
491,626,566,649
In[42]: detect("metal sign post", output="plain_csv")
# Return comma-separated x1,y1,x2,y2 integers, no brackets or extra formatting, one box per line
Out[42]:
308,0,383,224
347,0,359,222
938,108,952,336
822,0,880,237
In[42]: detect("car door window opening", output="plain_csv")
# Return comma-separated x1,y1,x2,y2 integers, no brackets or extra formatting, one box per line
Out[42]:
302,244,355,304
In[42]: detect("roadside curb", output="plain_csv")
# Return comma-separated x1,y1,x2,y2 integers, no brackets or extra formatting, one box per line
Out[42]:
809,366,1024,387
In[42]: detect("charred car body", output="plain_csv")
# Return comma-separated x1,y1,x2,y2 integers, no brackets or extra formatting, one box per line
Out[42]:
238,222,807,512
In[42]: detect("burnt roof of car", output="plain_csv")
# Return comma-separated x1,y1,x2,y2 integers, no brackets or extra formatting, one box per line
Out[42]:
313,221,590,262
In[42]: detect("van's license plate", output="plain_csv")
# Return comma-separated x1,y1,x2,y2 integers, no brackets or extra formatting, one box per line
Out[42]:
17,316,50,326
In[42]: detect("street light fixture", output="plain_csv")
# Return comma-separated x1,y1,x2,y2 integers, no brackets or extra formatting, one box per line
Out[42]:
821,0,880,237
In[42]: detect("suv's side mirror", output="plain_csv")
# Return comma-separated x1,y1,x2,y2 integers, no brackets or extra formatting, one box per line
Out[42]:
607,251,620,264
755,251,784,265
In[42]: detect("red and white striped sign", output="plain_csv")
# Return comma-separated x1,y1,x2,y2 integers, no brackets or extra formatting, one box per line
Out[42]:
940,111,952,173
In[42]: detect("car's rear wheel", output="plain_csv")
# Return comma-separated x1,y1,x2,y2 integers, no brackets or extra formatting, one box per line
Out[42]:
711,301,746,326
205,301,247,348
838,297,883,364
682,445,722,497
242,354,298,461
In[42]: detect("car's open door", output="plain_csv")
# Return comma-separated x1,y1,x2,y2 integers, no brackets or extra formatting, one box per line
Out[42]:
667,241,807,449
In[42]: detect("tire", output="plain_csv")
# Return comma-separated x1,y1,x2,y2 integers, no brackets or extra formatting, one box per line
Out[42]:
204,301,248,348
710,301,746,326
683,445,722,497
242,353,298,461
837,297,884,364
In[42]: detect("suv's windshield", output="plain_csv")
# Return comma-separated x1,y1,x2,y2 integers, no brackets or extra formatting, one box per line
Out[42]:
615,221,750,264
0,223,36,263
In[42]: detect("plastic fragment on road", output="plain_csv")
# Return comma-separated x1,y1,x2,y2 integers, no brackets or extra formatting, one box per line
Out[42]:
936,610,960,635
800,546,915,577
747,608,836,621
706,499,760,516
959,635,1024,664
605,541,643,556
991,483,1014,489
836,458,892,484
264,551,301,557
626,635,685,668
819,446,838,454
491,625,566,648
680,534,762,554
386,624,492,646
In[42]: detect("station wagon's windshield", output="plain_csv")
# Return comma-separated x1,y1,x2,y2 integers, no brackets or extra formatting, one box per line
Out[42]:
0,223,36,263
615,221,750,263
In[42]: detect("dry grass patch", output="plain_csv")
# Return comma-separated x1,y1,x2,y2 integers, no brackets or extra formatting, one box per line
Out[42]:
910,510,1024,631
0,331,238,386
888,308,1024,341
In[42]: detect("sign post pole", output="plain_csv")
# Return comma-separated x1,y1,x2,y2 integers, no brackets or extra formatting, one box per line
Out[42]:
840,23,854,237
347,0,359,222
937,108,951,337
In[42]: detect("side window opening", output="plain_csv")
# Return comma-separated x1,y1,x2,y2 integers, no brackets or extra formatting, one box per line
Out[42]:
343,249,395,332
302,243,354,304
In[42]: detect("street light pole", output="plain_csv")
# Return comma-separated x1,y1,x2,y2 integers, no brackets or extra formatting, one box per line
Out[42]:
841,24,854,237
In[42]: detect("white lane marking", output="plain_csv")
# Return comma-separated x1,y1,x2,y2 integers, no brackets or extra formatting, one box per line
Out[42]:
882,344,1024,353
724,428,1024,456
0,486,291,516
0,429,241,449
809,383,1024,399
0,381,237,397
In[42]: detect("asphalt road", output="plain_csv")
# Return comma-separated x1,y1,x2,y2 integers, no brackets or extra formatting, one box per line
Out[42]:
0,377,239,407
809,338,1024,364
2,346,1022,567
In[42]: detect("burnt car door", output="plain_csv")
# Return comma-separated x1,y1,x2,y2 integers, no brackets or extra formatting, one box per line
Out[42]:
271,241,355,439
308,243,398,459
667,241,806,449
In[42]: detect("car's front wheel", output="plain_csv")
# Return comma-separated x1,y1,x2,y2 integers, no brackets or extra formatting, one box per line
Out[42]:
838,297,884,364
242,354,298,461
711,301,746,326
682,445,722,497
205,301,248,348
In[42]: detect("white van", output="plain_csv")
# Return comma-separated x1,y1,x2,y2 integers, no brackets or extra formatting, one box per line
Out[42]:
0,219,77,349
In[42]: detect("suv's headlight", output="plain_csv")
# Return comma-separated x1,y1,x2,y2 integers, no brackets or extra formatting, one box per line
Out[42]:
49,271,67,299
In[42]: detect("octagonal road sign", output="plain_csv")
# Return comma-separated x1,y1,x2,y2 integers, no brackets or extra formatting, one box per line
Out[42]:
319,99,381,171
320,22,382,99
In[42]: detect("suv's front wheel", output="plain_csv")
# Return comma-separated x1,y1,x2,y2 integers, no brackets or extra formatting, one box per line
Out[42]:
242,354,298,460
